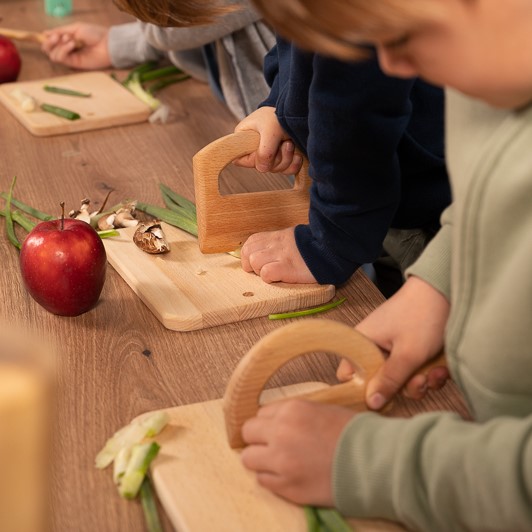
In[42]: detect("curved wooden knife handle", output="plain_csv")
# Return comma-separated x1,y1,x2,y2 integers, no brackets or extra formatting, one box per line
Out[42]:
194,130,310,196
193,130,311,253
223,318,447,448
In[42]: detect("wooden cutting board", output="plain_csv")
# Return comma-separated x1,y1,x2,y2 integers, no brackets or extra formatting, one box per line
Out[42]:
103,223,335,331
147,320,407,531
0,72,151,136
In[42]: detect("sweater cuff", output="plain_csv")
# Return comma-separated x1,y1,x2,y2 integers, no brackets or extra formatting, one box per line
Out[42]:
333,413,403,521
108,23,162,69
295,224,359,285
405,223,451,300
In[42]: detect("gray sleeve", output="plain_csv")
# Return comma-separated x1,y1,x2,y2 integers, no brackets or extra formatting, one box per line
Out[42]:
108,22,164,68
333,411,532,531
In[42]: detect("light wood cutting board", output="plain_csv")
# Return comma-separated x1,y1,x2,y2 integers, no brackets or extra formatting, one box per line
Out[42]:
0,72,151,136
147,320,407,531
103,223,335,331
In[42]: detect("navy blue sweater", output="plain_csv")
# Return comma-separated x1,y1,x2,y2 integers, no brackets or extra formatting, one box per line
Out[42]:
261,39,451,285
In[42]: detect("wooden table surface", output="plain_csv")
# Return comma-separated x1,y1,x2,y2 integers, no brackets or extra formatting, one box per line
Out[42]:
0,2,470,531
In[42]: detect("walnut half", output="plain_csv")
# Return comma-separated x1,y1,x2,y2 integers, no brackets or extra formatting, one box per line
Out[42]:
133,221,170,254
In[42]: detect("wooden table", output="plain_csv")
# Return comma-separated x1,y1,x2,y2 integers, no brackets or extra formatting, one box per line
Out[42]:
0,2,469,531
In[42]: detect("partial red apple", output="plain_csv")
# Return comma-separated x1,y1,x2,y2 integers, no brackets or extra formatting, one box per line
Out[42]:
20,218,107,316
0,36,21,84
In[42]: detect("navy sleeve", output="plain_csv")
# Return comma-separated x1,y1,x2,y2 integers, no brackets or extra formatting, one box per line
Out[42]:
258,42,280,108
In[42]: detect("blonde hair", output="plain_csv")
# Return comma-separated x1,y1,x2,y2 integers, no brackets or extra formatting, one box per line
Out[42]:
250,0,440,60
113,0,236,27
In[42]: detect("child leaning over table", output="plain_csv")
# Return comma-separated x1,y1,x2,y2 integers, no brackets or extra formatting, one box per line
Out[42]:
231,36,450,296
41,0,275,120
235,0,532,530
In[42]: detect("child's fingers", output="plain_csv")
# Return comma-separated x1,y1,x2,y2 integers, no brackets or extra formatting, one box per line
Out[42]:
365,352,420,410
336,358,355,382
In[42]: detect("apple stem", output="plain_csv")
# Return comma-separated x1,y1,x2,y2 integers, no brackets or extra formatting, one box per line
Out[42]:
60,202,65,230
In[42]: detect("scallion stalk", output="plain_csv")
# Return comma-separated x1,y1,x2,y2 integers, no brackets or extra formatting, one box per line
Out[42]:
268,298,347,320
118,442,160,499
0,193,54,221
136,201,198,237
147,75,190,95
122,61,158,86
5,176,20,249
41,103,81,121
140,65,184,82
140,476,164,532
314,508,353,532
43,85,91,97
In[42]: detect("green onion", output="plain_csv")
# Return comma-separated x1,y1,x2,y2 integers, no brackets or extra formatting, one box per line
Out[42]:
314,508,353,532
5,176,21,250
304,506,322,532
122,61,158,86
0,193,54,221
43,85,91,97
41,103,81,121
118,442,160,499
97,229,120,239
268,297,347,320
136,201,198,237
140,476,163,532
140,65,184,82
126,72,161,111
11,210,36,232
147,75,190,95
159,184,197,217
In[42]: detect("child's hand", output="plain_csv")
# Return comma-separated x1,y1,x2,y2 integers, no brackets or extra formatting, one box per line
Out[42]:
337,276,450,409
41,23,111,70
241,227,316,283
241,399,355,505
234,107,303,174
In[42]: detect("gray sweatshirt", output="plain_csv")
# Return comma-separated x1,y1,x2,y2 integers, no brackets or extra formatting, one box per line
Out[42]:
333,89,532,530
107,1,275,119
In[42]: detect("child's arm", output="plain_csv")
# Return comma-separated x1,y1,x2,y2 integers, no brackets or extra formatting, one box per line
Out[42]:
41,23,112,70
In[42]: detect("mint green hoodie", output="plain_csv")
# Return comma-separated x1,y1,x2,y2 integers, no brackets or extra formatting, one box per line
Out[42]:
333,89,532,531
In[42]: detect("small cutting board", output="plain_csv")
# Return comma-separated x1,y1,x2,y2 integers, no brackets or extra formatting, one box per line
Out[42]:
103,223,334,331
0,72,151,136
147,320,407,531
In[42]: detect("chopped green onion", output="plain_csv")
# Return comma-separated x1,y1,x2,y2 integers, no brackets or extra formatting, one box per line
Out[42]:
97,229,120,239
5,176,20,249
268,297,347,320
118,442,160,499
95,411,169,469
41,103,81,121
43,85,91,97
140,476,164,532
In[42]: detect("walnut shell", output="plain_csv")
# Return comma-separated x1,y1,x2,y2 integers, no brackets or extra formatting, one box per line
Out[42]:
133,221,170,254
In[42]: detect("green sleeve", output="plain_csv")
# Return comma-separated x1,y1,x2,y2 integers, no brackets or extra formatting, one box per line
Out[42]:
406,204,453,300
333,411,532,531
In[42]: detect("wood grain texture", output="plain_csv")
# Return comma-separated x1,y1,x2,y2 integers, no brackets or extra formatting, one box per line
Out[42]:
0,72,151,136
194,130,311,253
104,223,334,331
0,2,471,531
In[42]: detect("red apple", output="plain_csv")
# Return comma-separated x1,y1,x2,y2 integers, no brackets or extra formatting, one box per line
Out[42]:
0,36,21,84
20,218,107,316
